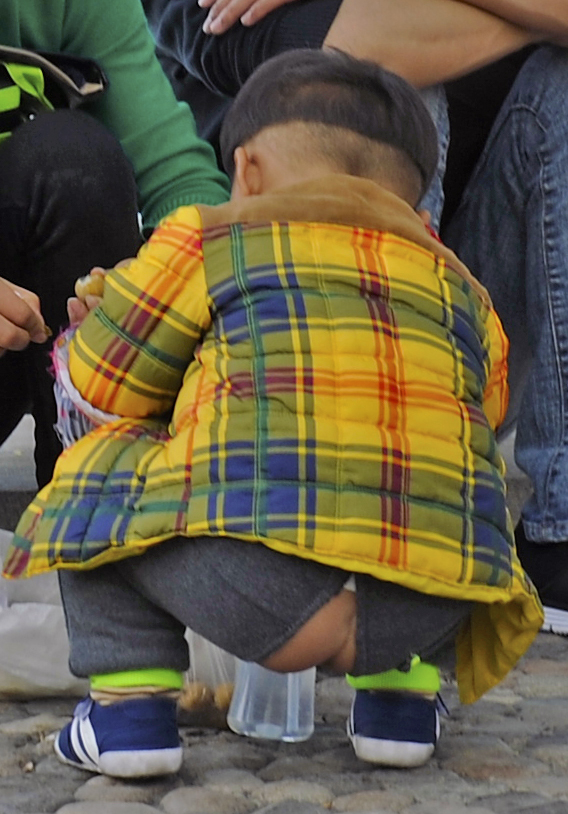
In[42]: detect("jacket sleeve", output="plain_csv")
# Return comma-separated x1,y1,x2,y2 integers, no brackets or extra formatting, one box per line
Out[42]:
62,0,230,230
68,206,211,417
482,305,510,431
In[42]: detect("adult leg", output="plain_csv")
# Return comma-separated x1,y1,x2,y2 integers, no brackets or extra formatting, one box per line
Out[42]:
143,1,450,228
142,0,342,156
152,48,231,168
442,45,568,626
0,110,142,487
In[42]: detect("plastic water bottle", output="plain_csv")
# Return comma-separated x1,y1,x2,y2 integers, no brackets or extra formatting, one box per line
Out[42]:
227,659,315,742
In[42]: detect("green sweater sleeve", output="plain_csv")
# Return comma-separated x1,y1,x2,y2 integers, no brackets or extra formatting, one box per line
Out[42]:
59,0,230,229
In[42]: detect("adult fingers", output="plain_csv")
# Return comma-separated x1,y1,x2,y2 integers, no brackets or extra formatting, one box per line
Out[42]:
0,314,34,353
202,0,252,33
201,0,295,34
0,280,49,350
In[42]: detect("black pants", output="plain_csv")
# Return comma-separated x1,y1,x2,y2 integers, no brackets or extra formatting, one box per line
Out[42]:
142,0,342,161
0,109,142,487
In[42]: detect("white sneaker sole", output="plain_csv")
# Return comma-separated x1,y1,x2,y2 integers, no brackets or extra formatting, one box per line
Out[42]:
349,732,435,767
55,739,183,778
542,605,568,635
55,713,183,778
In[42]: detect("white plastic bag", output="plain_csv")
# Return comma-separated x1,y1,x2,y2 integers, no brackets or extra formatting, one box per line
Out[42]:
0,529,87,697
0,529,236,705
179,629,237,727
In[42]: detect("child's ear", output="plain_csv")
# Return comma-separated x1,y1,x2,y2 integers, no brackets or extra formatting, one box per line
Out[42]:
232,146,263,198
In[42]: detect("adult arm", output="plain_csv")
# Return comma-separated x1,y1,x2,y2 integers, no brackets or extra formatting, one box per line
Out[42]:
323,0,540,86
59,0,230,230
459,0,568,38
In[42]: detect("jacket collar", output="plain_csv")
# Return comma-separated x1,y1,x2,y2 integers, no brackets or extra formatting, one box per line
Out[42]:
197,175,489,305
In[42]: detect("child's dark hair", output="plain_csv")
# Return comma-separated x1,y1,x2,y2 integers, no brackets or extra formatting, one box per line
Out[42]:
219,48,438,204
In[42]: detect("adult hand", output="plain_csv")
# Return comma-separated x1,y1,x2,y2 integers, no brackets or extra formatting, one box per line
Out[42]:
200,0,296,35
0,278,50,356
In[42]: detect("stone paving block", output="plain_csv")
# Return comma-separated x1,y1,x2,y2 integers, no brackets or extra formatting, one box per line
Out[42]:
201,768,264,793
521,659,568,678
22,699,76,718
472,791,556,811
438,735,550,781
321,770,396,797
254,804,331,814
518,804,568,814
0,739,30,777
160,786,254,814
315,678,354,724
257,756,337,782
0,774,85,813
33,754,84,777
180,739,274,779
515,673,568,699
73,774,181,804
249,779,334,808
309,745,370,773
0,714,68,738
520,699,568,730
528,741,568,770
403,805,494,814
332,788,414,811
56,804,162,814
512,775,568,798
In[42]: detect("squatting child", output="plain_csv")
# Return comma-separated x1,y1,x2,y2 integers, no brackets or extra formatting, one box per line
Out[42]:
3,48,542,778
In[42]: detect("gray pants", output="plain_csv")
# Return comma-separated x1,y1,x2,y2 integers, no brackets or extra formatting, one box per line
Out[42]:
59,535,471,679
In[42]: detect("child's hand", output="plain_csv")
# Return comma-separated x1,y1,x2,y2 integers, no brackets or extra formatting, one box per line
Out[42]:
69,259,134,326
0,278,50,355
68,267,105,326
67,297,91,326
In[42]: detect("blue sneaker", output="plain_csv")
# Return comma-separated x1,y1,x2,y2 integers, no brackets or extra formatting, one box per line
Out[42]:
347,690,439,767
55,696,183,778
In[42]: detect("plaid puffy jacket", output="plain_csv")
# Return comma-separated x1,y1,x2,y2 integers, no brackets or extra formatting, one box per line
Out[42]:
4,176,542,702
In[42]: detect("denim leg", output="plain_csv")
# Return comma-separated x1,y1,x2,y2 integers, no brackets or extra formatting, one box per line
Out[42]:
418,85,448,234
442,46,568,541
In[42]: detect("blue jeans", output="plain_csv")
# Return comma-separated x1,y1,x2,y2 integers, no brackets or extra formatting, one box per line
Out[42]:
418,86,449,234
439,46,568,543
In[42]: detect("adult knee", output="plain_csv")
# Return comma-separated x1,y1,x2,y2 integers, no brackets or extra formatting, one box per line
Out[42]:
0,109,137,213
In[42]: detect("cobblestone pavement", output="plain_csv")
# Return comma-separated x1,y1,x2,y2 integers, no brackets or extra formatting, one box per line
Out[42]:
0,631,568,814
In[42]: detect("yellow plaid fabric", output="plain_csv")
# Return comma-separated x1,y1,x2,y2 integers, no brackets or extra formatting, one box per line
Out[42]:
3,178,542,702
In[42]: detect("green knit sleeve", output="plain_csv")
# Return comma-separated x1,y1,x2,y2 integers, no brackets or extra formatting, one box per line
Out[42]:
60,0,230,231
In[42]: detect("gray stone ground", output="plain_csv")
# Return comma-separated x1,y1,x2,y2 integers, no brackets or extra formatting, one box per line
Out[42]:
2,420,568,814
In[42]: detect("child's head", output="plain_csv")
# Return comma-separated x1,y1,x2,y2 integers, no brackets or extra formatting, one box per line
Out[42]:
220,48,438,207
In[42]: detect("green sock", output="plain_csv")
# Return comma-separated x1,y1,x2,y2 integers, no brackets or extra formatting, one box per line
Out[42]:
90,668,184,692
346,656,440,694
